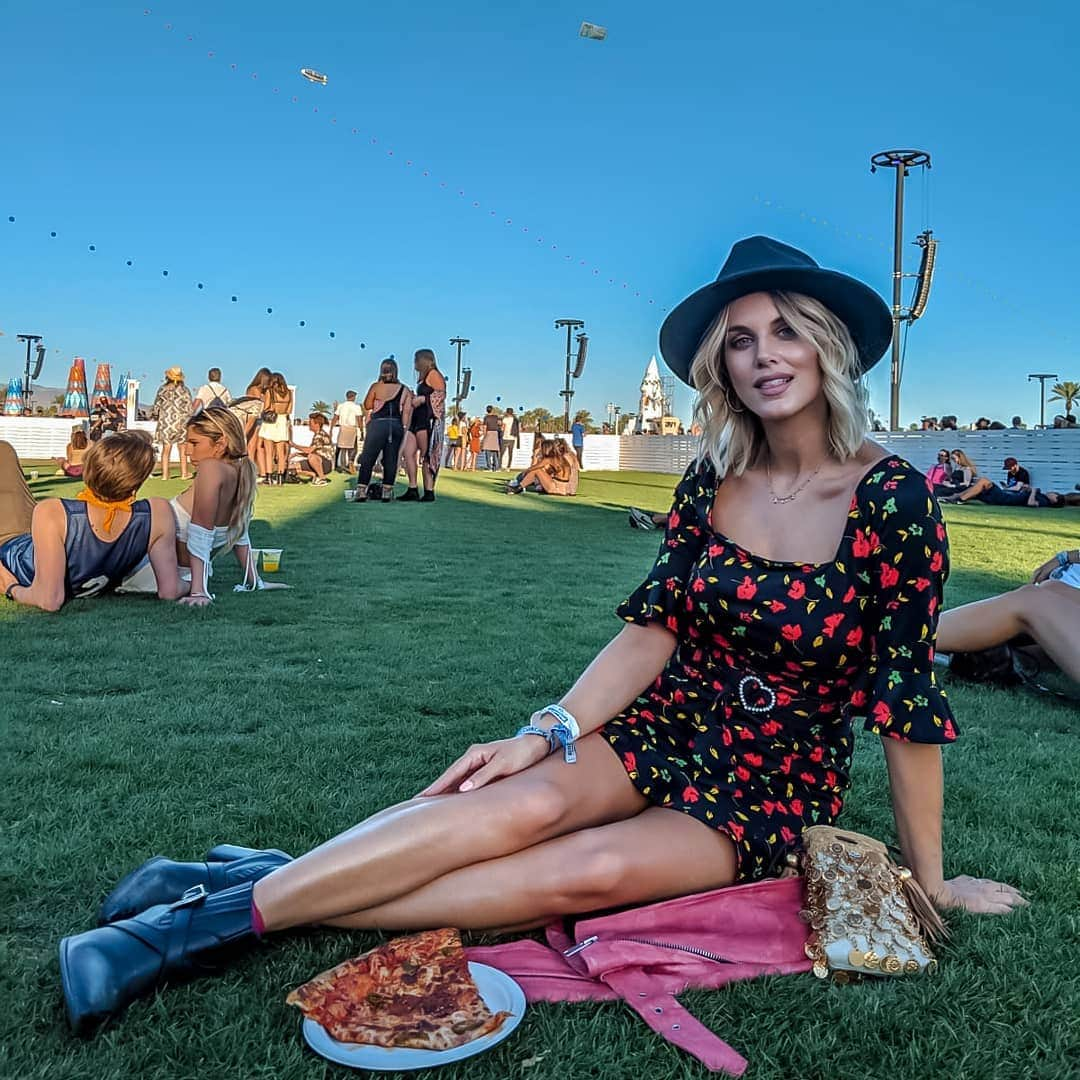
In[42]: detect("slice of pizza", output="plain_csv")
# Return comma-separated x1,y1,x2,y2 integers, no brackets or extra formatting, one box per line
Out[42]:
287,927,512,1050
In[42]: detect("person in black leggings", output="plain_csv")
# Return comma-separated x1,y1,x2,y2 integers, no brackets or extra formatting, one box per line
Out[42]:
354,359,413,502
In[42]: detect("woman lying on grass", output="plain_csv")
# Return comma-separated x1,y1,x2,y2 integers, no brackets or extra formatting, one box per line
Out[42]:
0,432,182,612
936,547,1080,681
118,408,264,604
60,237,1026,1037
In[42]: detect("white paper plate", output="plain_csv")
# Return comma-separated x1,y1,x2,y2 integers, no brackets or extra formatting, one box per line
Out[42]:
301,962,526,1071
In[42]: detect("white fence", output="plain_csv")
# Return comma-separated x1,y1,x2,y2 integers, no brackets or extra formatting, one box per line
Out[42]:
4,419,1078,490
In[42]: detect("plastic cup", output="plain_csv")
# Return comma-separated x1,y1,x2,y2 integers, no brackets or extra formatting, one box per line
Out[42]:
344,489,356,501
29,470,39,480
261,548,283,573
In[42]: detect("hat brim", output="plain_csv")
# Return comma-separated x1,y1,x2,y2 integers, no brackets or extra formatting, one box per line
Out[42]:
659,267,893,386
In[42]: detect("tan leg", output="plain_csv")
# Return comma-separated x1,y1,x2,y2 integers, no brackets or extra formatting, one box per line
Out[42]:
253,735,644,931
0,441,37,544
160,443,173,481
402,431,419,487
323,807,738,932
938,582,1080,680
958,477,991,502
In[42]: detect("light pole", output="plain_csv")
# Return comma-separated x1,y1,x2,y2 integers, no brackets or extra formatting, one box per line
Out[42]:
871,149,932,430
450,336,470,414
16,333,44,413
1027,373,1059,429
555,317,585,432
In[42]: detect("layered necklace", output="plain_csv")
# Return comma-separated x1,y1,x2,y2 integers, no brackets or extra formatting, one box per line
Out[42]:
766,454,827,504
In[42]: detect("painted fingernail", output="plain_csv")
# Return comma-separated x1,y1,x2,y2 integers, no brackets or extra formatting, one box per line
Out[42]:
460,781,473,792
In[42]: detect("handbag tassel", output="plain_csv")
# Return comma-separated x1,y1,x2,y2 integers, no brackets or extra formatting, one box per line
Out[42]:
899,871,949,945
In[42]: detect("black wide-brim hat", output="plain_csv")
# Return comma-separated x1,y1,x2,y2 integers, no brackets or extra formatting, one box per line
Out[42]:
659,236,893,386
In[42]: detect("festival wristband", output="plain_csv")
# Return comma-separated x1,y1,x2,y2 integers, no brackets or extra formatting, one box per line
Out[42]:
1057,551,1072,570
538,703,581,741
515,721,578,764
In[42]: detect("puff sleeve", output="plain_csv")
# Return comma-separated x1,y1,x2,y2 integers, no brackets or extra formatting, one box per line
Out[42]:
616,461,711,634
849,462,958,743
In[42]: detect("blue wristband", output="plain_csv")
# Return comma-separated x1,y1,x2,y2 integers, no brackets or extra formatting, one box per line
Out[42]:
515,722,578,763
1057,551,1071,571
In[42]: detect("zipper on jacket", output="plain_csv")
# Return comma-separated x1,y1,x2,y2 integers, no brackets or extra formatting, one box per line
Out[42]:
564,934,733,964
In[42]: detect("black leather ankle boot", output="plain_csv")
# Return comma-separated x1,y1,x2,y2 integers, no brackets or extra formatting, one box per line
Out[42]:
61,882,259,1037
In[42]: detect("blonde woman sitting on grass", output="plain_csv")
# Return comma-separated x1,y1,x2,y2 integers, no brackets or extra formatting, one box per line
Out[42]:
119,408,287,602
507,438,579,495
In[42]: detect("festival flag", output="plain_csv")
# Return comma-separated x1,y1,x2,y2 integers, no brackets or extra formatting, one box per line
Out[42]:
93,362,113,404
3,376,24,415
63,357,89,416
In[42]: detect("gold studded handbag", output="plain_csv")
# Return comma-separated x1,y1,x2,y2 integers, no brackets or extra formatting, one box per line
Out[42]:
799,825,947,981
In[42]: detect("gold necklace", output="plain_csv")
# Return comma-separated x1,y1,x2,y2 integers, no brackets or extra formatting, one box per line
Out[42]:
766,455,827,504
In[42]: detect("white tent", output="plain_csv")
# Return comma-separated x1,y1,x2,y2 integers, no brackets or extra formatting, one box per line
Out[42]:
638,355,664,432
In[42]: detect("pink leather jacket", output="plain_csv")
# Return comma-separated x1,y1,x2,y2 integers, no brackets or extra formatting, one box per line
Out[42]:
468,876,811,1075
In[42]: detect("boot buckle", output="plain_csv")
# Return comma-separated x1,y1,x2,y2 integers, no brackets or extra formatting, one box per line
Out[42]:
168,883,209,911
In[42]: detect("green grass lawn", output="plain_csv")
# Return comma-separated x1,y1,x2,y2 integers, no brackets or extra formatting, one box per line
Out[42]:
1,467,1078,1080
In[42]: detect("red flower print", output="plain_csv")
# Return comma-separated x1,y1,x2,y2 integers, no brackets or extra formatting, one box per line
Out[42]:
929,595,938,617
767,599,787,613
744,752,763,767
726,820,745,841
668,511,681,529
913,577,931,592
930,551,944,573
761,719,782,736
825,771,838,788
735,765,751,782
781,624,802,642
936,523,946,542
831,796,843,817
672,688,685,704
739,610,754,623
872,700,892,726
852,529,880,558
843,585,857,604
879,563,900,589
721,727,733,746
780,826,796,843
809,745,824,763
666,615,679,633
944,718,957,740
707,543,724,559
789,798,804,816
800,771,816,784
691,576,706,593
776,691,792,707
822,612,845,638
682,785,700,804
781,755,794,774
788,580,806,600
738,727,755,741
850,689,867,707
736,576,757,600
884,480,898,491
622,751,637,773
845,626,864,648
762,800,776,816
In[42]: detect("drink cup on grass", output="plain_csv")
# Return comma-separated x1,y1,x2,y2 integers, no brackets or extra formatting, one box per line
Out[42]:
344,488,356,501
261,548,283,573
29,470,39,480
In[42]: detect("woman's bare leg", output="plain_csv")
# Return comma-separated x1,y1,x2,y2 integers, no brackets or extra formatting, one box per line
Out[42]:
937,582,1080,680
323,807,738,932
415,430,432,490
957,477,991,502
160,443,172,481
252,736,645,932
402,432,419,487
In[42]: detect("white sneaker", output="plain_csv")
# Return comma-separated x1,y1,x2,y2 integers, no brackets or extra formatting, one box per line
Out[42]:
628,507,656,530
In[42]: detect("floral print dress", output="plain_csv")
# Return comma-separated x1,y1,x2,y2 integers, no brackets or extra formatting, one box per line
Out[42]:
602,456,957,882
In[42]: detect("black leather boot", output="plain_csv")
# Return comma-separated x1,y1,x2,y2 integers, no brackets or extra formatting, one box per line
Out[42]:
399,486,420,501
61,882,258,1037
97,849,291,925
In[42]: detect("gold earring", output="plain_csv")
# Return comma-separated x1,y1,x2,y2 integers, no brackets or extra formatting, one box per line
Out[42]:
724,384,745,414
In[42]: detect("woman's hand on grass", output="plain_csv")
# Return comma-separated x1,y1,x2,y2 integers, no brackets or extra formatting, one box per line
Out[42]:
933,875,1028,915
418,735,549,796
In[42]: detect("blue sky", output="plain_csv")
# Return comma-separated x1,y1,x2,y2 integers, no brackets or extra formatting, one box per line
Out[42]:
2,1,1077,426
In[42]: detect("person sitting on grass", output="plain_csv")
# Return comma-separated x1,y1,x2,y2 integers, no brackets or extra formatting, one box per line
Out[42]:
58,237,1024,1041
292,413,333,486
118,408,269,602
940,455,1033,506
54,429,89,478
507,438,579,495
0,432,183,612
936,547,1080,683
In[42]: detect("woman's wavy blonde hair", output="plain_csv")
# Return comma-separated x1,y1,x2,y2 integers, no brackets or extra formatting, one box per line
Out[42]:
185,407,257,550
689,290,870,477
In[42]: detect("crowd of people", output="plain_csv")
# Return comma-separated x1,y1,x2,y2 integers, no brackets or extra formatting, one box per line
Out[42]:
918,413,1077,431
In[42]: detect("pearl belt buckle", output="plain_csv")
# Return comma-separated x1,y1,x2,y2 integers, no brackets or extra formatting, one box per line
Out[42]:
737,675,777,714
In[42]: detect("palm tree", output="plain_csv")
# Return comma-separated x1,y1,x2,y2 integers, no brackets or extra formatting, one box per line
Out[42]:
1049,380,1079,418
311,399,331,417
